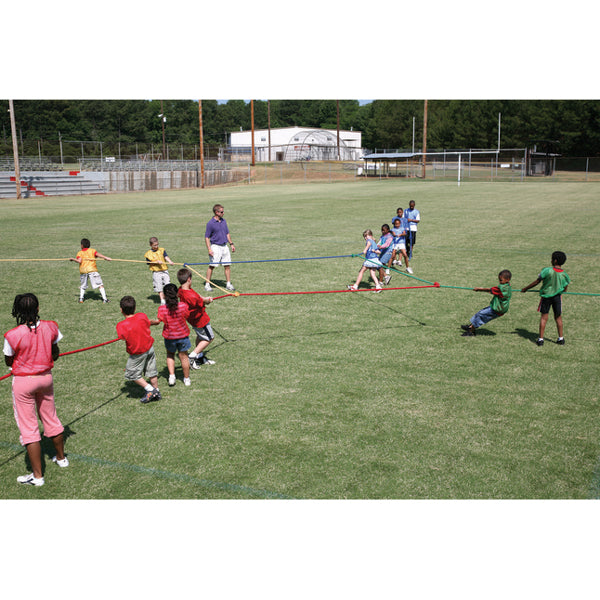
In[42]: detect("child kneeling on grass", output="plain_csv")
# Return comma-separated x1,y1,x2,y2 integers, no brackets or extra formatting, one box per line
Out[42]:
461,270,512,336
151,283,191,387
116,295,161,404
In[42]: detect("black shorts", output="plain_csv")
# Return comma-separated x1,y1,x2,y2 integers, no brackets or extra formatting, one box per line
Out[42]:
538,295,562,317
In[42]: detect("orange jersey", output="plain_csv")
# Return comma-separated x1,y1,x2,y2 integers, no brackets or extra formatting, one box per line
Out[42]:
77,248,99,273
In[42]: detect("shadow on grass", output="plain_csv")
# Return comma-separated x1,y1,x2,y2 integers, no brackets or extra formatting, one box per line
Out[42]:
512,328,540,343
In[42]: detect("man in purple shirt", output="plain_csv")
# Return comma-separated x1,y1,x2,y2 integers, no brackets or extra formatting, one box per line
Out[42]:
204,203,236,292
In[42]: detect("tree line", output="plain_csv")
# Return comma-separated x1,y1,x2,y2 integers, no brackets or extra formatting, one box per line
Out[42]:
2,99,600,157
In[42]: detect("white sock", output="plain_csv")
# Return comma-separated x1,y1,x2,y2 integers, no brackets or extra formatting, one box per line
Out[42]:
188,352,197,359
100,287,107,301
144,384,153,392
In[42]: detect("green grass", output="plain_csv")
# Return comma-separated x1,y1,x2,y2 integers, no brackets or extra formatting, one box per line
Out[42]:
0,179,598,498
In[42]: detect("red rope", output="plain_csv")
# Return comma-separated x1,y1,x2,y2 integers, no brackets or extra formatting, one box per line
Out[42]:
213,284,439,300
0,338,120,381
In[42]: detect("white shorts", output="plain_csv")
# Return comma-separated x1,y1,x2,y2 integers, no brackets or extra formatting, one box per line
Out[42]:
80,271,104,289
363,258,383,269
393,242,406,251
209,244,231,267
152,270,171,292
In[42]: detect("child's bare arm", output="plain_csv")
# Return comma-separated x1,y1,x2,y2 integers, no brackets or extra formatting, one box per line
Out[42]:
96,252,112,261
149,318,160,326
202,296,213,304
521,277,541,293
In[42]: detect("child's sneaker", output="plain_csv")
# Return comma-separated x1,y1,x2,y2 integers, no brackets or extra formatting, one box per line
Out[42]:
226,282,235,291
168,374,176,386
103,299,110,303
383,275,392,285
373,286,382,294
536,338,544,346
183,377,191,387
17,473,44,486
204,282,212,291
347,285,358,291
191,358,202,370
151,387,161,400
140,390,154,403
407,267,414,274
557,338,565,345
52,456,69,468
200,356,215,365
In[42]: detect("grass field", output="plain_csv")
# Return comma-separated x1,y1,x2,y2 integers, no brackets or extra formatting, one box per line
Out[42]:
0,179,599,500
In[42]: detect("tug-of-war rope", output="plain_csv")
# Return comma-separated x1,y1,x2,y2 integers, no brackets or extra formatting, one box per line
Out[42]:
1,253,598,382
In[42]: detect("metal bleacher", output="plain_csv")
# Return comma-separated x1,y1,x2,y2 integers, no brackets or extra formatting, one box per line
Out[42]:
0,172,105,198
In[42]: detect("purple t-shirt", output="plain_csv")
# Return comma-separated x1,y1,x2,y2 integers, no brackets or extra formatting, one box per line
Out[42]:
205,217,230,246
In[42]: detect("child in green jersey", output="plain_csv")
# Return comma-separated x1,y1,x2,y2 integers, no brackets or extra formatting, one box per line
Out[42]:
461,270,512,336
521,251,570,346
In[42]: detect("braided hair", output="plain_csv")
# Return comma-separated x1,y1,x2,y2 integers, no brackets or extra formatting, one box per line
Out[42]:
12,293,40,331
163,283,180,314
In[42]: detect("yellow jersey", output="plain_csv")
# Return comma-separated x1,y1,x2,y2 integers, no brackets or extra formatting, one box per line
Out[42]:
144,247,169,272
77,248,98,274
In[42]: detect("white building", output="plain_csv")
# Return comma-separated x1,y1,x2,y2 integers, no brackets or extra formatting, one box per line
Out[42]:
228,126,363,162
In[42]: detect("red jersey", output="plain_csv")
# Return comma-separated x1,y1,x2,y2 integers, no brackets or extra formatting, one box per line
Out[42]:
157,302,190,339
4,320,61,376
178,287,210,328
116,313,154,355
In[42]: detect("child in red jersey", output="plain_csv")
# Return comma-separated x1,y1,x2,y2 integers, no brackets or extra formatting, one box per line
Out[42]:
3,293,68,487
177,268,216,370
116,296,161,403
151,283,191,387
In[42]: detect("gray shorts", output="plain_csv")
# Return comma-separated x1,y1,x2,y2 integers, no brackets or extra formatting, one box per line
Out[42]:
124,347,158,381
192,323,214,342
152,271,171,292
80,271,104,290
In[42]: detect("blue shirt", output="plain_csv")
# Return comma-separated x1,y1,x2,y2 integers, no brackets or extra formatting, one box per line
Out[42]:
205,217,230,245
404,208,420,231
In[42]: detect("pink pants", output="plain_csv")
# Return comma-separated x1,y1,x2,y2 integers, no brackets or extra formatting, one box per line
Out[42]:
12,374,64,445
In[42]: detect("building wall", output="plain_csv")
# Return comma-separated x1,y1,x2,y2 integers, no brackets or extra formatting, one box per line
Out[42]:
229,127,363,162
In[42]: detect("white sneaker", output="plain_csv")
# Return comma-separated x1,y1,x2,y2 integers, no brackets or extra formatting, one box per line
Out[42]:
168,374,176,386
226,282,235,291
347,285,358,291
407,267,414,274
52,456,69,468
373,286,382,294
17,473,45,486
183,377,191,387
204,282,212,291
383,275,392,285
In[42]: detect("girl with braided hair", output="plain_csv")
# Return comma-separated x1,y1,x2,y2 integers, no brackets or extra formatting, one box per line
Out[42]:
151,283,192,387
3,293,68,487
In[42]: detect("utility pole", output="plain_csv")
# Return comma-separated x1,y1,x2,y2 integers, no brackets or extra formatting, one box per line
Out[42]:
198,100,205,189
160,100,166,160
336,100,341,161
268,100,271,163
8,100,22,199
250,100,255,166
422,100,428,179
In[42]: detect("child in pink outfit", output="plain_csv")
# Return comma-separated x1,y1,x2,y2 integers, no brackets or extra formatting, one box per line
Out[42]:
3,293,69,487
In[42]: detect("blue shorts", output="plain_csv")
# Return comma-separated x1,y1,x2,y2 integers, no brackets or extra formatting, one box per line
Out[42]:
164,337,191,353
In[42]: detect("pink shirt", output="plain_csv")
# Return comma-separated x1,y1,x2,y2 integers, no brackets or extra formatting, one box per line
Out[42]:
4,320,62,376
157,302,190,339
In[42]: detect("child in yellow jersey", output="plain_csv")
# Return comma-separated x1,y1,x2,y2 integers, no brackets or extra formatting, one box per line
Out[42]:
144,237,175,305
69,238,112,303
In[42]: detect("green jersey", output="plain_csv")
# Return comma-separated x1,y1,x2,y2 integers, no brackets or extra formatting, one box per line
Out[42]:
490,282,511,314
539,266,570,298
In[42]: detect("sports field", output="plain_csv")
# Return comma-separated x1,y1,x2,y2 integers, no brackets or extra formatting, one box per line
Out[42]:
0,179,598,499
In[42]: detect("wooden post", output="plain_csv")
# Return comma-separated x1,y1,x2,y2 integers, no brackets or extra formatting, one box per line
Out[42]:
251,100,255,166
422,100,428,179
198,100,205,188
8,100,21,199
